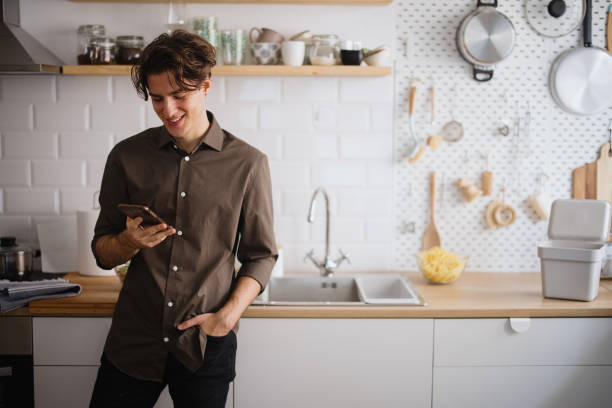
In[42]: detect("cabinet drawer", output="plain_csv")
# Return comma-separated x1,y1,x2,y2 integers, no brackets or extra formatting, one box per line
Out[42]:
434,318,612,366
433,366,612,408
33,317,111,365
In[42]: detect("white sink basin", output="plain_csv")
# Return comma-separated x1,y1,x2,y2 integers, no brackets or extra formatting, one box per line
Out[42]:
253,274,426,306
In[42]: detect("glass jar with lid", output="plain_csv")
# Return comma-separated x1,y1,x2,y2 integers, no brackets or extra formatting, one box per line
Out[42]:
116,36,144,65
91,37,116,65
77,24,105,65
309,34,340,66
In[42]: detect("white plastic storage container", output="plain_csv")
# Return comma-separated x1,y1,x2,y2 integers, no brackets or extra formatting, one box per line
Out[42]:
537,199,611,301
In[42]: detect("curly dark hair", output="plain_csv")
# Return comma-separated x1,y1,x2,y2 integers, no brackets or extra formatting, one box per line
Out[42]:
131,30,216,101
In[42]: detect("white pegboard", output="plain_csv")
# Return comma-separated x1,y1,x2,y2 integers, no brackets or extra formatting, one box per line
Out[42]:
393,0,612,272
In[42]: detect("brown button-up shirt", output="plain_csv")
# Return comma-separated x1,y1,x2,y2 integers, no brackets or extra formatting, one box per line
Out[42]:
91,111,277,382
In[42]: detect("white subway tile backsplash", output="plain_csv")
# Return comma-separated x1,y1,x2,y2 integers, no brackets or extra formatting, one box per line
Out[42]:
2,76,54,103
4,188,57,214
145,103,163,128
35,104,86,131
0,103,33,131
0,216,31,241
274,216,309,244
269,162,310,188
58,76,110,104
336,105,369,131
367,161,393,187
313,105,336,131
240,132,281,160
326,218,365,243
340,77,393,103
260,104,312,131
207,77,225,106
366,218,393,242
90,104,143,132
59,132,113,158
113,76,145,104
212,104,258,132
281,189,324,217
60,188,99,213
338,189,393,216
340,244,391,271
371,103,393,131
340,133,392,159
87,160,106,189
283,132,338,160
3,131,57,158
312,161,366,187
283,78,338,102
31,215,76,243
0,160,30,186
32,160,85,187
226,78,281,102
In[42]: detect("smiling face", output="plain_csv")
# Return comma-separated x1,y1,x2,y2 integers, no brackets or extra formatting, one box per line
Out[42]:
148,72,211,144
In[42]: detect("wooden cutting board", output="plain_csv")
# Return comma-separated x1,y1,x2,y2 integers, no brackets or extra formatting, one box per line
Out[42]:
572,142,612,240
572,142,612,201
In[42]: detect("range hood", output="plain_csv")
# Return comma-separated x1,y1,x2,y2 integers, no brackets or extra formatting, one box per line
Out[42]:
0,0,63,74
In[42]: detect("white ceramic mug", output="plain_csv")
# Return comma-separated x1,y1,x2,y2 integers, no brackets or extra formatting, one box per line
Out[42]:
281,41,305,66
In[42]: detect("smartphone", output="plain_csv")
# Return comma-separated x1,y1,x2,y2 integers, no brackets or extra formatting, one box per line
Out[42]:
117,204,168,227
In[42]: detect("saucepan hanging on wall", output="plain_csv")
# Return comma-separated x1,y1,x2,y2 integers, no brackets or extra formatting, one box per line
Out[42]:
456,0,516,82
549,0,612,115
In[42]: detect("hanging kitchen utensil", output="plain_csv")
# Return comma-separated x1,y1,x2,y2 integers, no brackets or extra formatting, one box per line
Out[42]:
529,173,552,220
427,85,442,149
407,80,425,162
485,187,516,229
481,152,493,196
456,0,516,82
526,0,585,38
441,87,464,142
549,0,612,116
422,172,441,251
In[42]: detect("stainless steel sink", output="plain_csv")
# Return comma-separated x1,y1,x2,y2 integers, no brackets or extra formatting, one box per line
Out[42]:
253,275,426,306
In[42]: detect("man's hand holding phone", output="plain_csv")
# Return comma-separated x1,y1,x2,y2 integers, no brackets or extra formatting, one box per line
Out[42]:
118,216,176,250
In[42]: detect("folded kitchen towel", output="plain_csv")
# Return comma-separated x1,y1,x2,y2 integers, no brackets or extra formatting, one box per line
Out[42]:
0,278,82,313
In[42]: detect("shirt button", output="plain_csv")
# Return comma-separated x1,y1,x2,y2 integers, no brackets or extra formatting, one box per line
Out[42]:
180,192,186,198
172,265,178,272
167,301,174,307
173,144,178,149
184,156,190,162
163,337,169,343
177,230,183,236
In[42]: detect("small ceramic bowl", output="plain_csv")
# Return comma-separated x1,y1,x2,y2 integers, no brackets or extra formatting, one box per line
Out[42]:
363,45,391,66
250,42,281,65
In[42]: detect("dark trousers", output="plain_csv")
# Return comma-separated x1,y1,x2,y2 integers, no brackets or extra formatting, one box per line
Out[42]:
89,331,236,408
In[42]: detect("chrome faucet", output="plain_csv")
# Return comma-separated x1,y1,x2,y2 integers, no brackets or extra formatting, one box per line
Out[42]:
304,188,350,277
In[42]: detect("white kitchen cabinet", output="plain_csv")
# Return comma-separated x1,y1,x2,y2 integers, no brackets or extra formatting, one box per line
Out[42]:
32,317,231,408
432,318,612,408
234,318,434,408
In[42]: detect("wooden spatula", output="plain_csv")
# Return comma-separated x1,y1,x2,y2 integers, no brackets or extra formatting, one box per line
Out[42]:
422,171,441,251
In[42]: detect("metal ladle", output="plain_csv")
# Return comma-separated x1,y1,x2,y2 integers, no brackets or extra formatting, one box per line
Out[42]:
441,86,464,142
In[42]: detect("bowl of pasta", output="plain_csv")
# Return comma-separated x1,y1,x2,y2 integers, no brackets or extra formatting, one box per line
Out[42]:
417,247,467,284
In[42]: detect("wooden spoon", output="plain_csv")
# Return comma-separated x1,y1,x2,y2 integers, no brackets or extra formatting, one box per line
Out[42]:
422,171,441,251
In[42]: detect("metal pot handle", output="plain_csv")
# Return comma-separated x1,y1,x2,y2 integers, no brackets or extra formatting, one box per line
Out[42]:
583,0,592,47
477,0,498,7
473,67,493,82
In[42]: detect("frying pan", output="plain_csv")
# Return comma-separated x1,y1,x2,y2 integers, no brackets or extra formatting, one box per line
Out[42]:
549,0,612,115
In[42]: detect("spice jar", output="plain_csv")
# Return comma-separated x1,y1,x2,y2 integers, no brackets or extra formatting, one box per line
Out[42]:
77,24,105,65
309,34,340,66
91,37,116,65
116,36,144,64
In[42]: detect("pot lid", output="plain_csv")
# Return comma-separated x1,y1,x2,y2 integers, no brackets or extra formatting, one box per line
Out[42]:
463,8,515,64
548,199,611,243
526,0,585,38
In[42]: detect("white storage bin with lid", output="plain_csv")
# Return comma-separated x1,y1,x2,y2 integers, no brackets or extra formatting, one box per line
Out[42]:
537,199,611,301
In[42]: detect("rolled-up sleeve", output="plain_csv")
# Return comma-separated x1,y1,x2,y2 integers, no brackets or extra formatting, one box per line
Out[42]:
236,154,278,293
91,147,129,269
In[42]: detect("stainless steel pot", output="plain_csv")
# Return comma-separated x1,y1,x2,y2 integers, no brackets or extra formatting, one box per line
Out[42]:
456,0,516,82
0,237,33,280
549,0,612,115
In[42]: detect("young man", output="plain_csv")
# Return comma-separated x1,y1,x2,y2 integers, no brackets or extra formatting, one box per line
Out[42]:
89,30,277,407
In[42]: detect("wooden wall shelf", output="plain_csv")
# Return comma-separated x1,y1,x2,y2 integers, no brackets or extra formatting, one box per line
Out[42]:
61,65,391,77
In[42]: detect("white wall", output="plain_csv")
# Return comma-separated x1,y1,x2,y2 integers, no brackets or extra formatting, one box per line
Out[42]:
0,0,395,272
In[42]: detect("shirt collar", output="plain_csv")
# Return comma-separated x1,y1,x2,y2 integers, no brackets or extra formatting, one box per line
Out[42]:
156,111,224,152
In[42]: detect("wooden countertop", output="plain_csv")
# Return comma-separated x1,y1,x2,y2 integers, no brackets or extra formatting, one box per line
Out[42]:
27,272,612,318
